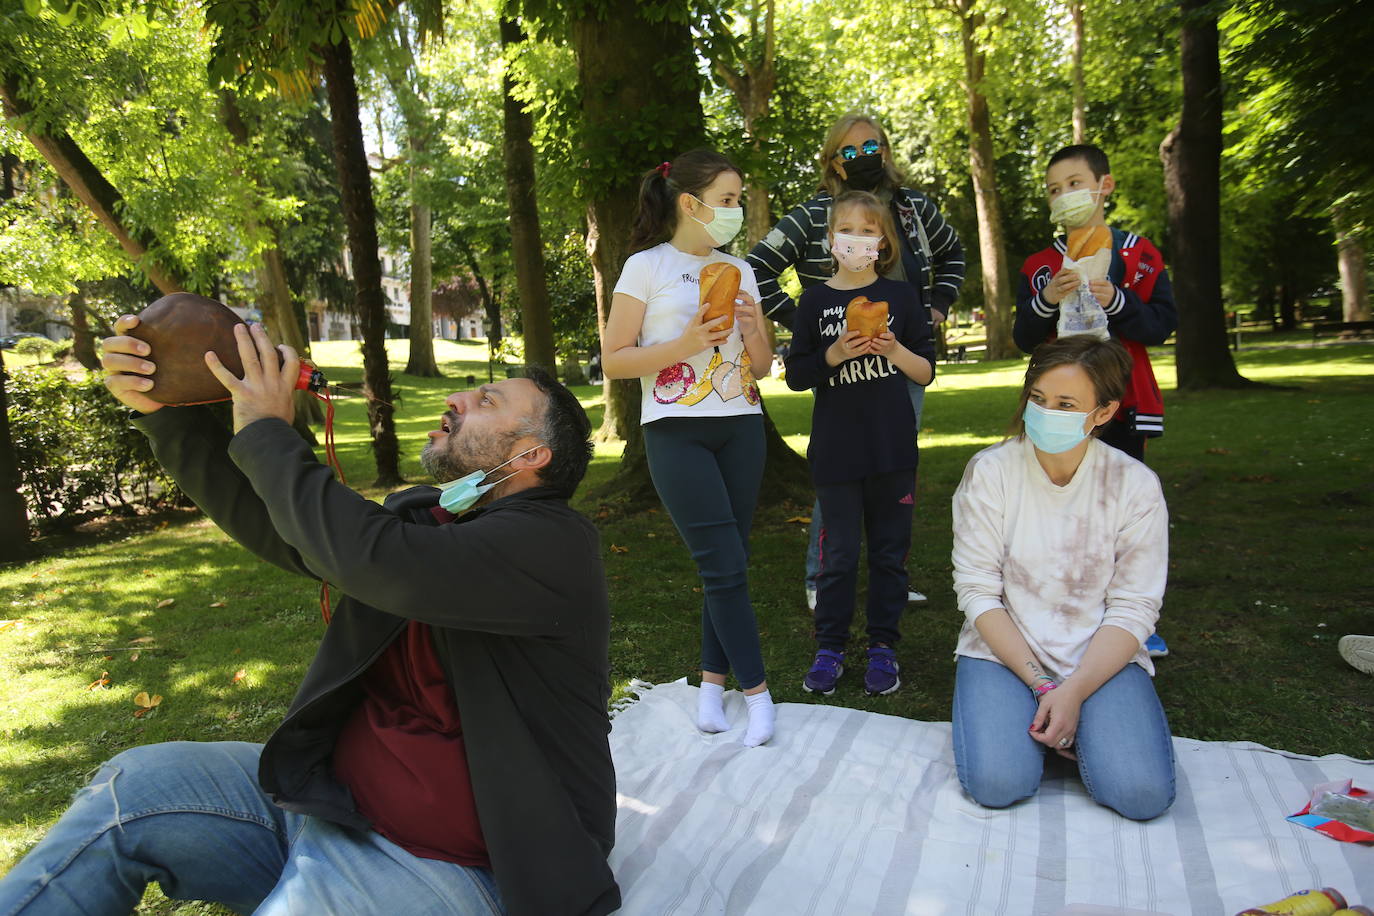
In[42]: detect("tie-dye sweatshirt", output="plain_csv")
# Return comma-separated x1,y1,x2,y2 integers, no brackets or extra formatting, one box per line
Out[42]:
952,435,1168,679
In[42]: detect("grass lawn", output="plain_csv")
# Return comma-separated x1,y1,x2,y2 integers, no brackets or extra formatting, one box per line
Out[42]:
1,333,1372,912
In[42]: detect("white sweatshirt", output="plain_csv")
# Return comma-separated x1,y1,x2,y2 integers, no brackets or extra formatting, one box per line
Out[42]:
952,435,1168,678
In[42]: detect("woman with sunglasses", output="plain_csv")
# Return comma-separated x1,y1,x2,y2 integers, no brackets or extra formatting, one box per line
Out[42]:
747,112,965,614
602,149,777,746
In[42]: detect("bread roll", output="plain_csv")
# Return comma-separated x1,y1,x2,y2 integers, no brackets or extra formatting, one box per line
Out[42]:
699,262,741,331
1067,225,1111,262
846,296,889,339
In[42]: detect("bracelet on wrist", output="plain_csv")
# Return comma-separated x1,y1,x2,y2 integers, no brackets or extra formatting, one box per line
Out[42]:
1032,680,1059,698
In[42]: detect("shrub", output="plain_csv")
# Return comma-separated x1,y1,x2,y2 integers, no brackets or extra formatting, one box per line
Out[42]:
5,367,185,527
12,336,62,360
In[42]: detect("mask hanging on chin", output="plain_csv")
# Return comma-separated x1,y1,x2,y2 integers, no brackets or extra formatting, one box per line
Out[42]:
1022,401,1095,454
840,154,886,192
437,444,543,513
689,196,744,246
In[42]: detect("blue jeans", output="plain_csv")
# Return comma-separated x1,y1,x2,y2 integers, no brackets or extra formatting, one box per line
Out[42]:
0,742,503,916
951,656,1176,821
806,380,924,588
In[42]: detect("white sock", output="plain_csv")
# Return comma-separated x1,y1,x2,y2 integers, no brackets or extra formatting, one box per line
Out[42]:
742,690,775,747
697,681,729,734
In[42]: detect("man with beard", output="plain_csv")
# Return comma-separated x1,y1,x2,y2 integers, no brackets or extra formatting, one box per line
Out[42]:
0,318,619,916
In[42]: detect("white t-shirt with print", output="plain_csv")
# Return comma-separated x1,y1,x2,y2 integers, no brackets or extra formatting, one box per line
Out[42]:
613,242,764,425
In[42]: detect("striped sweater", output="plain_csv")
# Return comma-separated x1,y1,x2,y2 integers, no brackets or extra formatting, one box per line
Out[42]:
745,189,965,330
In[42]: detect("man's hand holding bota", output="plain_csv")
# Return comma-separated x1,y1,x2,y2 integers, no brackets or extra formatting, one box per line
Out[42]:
204,322,298,434
101,314,164,415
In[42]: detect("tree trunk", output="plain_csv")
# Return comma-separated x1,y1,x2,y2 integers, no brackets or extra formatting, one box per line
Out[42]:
0,71,182,295
958,0,1016,360
1278,282,1296,331
1070,0,1087,143
457,235,502,348
321,37,403,486
1333,208,1371,323
405,187,440,376
69,292,99,371
1255,283,1275,329
1160,0,1248,389
257,242,323,438
500,17,558,374
0,348,29,561
572,0,704,453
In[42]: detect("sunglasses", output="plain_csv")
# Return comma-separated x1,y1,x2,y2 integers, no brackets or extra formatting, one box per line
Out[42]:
836,139,883,161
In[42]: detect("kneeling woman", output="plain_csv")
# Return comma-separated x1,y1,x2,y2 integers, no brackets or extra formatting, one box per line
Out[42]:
951,336,1174,820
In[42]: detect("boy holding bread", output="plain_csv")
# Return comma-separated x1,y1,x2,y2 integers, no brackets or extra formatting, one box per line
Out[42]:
785,190,936,697
1014,143,1177,657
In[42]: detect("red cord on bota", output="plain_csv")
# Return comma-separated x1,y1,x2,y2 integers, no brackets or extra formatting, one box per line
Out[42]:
294,361,343,625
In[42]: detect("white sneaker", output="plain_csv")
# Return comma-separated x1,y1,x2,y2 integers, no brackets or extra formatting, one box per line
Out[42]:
805,587,817,611
1339,634,1374,676
907,590,928,604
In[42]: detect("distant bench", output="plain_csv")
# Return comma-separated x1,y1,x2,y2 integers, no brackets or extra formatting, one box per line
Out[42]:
1313,320,1374,342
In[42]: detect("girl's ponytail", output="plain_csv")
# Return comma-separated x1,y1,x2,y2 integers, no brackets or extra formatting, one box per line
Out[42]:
628,164,678,254
626,149,743,255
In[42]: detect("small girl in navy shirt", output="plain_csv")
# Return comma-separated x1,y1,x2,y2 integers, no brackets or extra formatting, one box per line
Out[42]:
785,190,935,697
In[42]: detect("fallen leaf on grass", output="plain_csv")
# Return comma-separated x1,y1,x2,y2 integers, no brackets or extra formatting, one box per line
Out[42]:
129,652,140,662
1205,447,1230,455
609,544,629,554
209,601,226,608
129,637,155,645
156,598,175,609
231,668,247,685
785,516,812,525
0,619,18,633
133,692,163,718
87,671,111,690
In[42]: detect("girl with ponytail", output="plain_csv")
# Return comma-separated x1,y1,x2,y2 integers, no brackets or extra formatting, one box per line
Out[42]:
602,149,777,746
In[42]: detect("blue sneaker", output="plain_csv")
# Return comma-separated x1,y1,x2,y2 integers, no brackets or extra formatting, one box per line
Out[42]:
864,646,901,696
1145,633,1169,658
803,649,845,695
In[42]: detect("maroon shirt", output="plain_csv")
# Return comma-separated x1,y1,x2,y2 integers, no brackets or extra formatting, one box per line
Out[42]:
332,619,489,867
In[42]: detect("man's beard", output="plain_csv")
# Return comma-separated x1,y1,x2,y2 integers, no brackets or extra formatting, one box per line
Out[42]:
421,426,514,484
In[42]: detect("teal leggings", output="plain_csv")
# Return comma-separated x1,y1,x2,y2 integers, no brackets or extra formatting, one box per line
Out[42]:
644,414,766,689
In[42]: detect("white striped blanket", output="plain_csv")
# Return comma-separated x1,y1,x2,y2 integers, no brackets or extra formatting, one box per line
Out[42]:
608,681,1374,915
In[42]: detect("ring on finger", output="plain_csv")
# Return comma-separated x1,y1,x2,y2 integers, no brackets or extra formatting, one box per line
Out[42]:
1058,737,1072,748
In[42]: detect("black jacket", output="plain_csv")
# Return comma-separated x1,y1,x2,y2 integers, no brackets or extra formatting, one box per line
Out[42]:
135,408,621,916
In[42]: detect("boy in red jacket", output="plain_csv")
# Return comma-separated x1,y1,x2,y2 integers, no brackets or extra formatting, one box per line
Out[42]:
1014,143,1177,657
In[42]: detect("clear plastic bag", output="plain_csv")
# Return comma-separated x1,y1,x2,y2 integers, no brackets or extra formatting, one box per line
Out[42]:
1310,792,1374,833
1057,285,1110,340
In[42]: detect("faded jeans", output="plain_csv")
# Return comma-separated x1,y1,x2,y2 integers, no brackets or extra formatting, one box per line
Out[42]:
0,741,503,915
951,656,1176,821
806,379,925,588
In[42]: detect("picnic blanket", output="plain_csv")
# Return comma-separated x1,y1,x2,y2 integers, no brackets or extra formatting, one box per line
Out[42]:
607,680,1374,915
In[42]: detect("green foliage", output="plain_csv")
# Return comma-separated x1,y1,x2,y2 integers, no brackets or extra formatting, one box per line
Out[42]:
5,367,183,527
11,336,63,359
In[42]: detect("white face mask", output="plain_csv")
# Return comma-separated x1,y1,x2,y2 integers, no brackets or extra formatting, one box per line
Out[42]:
689,195,744,246
1049,187,1102,229
831,232,882,272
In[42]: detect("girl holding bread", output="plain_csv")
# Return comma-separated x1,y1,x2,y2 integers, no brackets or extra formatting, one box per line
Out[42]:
784,190,935,697
601,149,777,746
950,335,1174,820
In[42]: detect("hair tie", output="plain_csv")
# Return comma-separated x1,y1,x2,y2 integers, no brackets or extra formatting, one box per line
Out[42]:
655,161,671,178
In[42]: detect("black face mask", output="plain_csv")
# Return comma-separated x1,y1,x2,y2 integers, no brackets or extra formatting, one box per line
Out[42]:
841,154,886,191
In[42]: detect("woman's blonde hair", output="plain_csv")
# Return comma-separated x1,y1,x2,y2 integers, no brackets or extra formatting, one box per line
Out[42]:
829,191,900,276
817,112,905,198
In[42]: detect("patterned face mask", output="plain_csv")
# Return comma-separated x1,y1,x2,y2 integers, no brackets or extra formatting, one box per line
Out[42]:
831,232,882,272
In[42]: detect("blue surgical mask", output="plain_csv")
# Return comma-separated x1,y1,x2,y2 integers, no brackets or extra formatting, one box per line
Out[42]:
1022,401,1092,454
437,445,542,513
689,195,743,246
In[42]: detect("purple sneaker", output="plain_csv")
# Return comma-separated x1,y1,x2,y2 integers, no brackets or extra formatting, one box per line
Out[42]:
864,646,901,696
803,649,845,695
